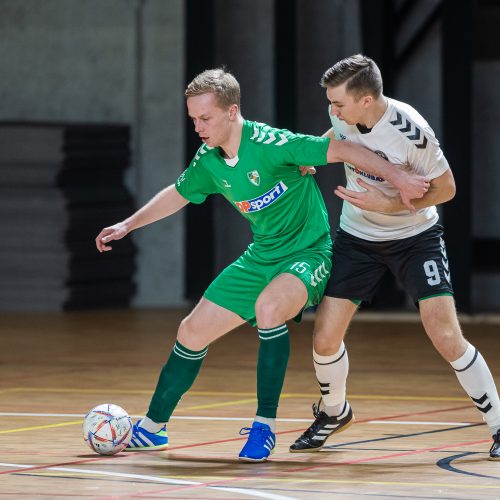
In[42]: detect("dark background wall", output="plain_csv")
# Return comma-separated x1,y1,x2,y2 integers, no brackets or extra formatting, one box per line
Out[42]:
0,0,499,313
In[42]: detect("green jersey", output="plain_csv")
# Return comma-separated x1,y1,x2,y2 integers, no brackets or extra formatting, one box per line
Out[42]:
175,119,331,260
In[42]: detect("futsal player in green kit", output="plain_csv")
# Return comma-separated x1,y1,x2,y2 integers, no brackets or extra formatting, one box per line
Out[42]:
95,68,429,462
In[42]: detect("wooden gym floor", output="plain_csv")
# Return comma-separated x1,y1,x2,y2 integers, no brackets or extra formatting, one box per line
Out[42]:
0,309,499,499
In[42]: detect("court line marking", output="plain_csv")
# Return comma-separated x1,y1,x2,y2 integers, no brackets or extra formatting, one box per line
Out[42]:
0,403,478,436
0,387,471,401
0,417,492,497
0,412,473,427
285,437,491,473
0,463,296,500
0,420,83,434
436,451,500,481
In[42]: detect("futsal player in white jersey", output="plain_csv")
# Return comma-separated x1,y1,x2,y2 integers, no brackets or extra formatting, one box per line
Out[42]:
289,54,500,460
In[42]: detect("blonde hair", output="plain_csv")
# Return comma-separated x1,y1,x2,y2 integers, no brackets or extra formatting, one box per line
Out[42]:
185,68,240,108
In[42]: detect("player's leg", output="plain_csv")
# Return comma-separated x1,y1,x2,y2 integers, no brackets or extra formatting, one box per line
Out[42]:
419,295,500,460
127,298,245,451
238,272,309,462
239,250,332,461
397,225,500,460
290,297,358,452
290,230,386,452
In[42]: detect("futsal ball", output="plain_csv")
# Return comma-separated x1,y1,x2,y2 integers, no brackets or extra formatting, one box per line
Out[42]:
83,403,133,455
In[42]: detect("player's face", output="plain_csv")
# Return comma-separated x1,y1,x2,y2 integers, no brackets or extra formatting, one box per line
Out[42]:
187,93,235,148
327,84,371,126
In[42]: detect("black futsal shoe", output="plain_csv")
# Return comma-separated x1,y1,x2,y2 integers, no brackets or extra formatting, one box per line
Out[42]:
289,400,354,453
490,429,500,460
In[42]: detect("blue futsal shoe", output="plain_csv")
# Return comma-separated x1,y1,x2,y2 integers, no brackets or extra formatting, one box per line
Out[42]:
238,422,276,462
125,419,169,451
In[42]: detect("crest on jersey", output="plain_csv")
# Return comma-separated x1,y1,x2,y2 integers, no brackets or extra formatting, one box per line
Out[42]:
247,170,260,186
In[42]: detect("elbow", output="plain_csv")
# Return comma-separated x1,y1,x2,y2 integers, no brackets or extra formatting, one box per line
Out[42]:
327,138,344,163
447,180,457,202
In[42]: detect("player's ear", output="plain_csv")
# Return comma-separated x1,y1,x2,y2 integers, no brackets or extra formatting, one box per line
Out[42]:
228,104,239,120
362,95,373,108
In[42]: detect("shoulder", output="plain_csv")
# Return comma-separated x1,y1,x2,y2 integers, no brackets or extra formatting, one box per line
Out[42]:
246,121,295,148
192,143,217,166
386,98,435,150
246,120,319,148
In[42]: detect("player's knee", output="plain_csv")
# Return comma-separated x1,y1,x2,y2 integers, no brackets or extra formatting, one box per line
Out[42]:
255,297,282,327
427,327,466,361
313,328,343,355
177,316,208,351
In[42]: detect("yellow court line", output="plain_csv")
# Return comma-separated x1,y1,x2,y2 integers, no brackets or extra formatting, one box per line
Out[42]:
181,398,257,411
0,388,151,395
0,420,82,434
0,387,469,402
16,472,500,490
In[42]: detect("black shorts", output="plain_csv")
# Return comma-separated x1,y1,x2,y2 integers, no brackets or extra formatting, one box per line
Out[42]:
325,224,454,304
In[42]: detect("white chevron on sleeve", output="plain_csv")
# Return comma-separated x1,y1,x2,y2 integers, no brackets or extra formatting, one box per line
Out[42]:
276,133,288,146
263,132,276,144
251,126,259,140
256,130,267,142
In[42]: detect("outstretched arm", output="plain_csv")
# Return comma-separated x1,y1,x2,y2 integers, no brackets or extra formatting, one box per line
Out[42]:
335,169,455,213
95,184,189,252
326,135,430,211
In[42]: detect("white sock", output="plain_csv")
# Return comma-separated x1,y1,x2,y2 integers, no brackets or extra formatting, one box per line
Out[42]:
254,416,276,433
451,343,500,434
313,342,349,417
139,416,166,433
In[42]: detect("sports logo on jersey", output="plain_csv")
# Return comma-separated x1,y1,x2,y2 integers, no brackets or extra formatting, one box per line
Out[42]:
247,170,260,186
223,179,231,188
345,163,385,182
235,181,288,213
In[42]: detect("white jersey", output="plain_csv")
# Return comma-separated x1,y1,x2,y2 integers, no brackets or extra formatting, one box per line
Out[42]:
331,97,450,241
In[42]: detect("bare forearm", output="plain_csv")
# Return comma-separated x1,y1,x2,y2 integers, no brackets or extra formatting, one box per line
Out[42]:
124,184,189,232
388,183,455,212
328,139,401,185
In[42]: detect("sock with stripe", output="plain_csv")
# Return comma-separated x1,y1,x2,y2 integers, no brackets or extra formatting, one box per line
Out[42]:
451,342,500,434
256,324,290,419
146,340,208,424
313,342,349,417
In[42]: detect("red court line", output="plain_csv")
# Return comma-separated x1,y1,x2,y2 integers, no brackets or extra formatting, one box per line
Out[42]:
163,403,476,452
0,403,478,476
285,438,490,473
96,437,492,499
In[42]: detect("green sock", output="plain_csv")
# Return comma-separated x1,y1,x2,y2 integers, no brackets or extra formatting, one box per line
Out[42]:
146,341,208,423
256,324,290,418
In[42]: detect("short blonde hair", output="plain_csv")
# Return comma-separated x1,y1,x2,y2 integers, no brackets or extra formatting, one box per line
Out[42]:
185,68,240,108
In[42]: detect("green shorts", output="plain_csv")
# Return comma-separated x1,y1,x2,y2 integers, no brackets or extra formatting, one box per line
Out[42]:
204,244,332,327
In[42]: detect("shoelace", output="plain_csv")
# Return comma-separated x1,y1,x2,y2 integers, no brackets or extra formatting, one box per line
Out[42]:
239,426,268,444
299,403,331,439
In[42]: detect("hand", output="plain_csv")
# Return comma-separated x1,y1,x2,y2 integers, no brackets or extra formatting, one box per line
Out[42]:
393,168,430,212
95,222,129,252
335,178,396,212
299,165,316,176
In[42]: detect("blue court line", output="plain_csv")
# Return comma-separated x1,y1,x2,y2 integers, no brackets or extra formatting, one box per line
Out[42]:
436,452,500,481
323,422,485,449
